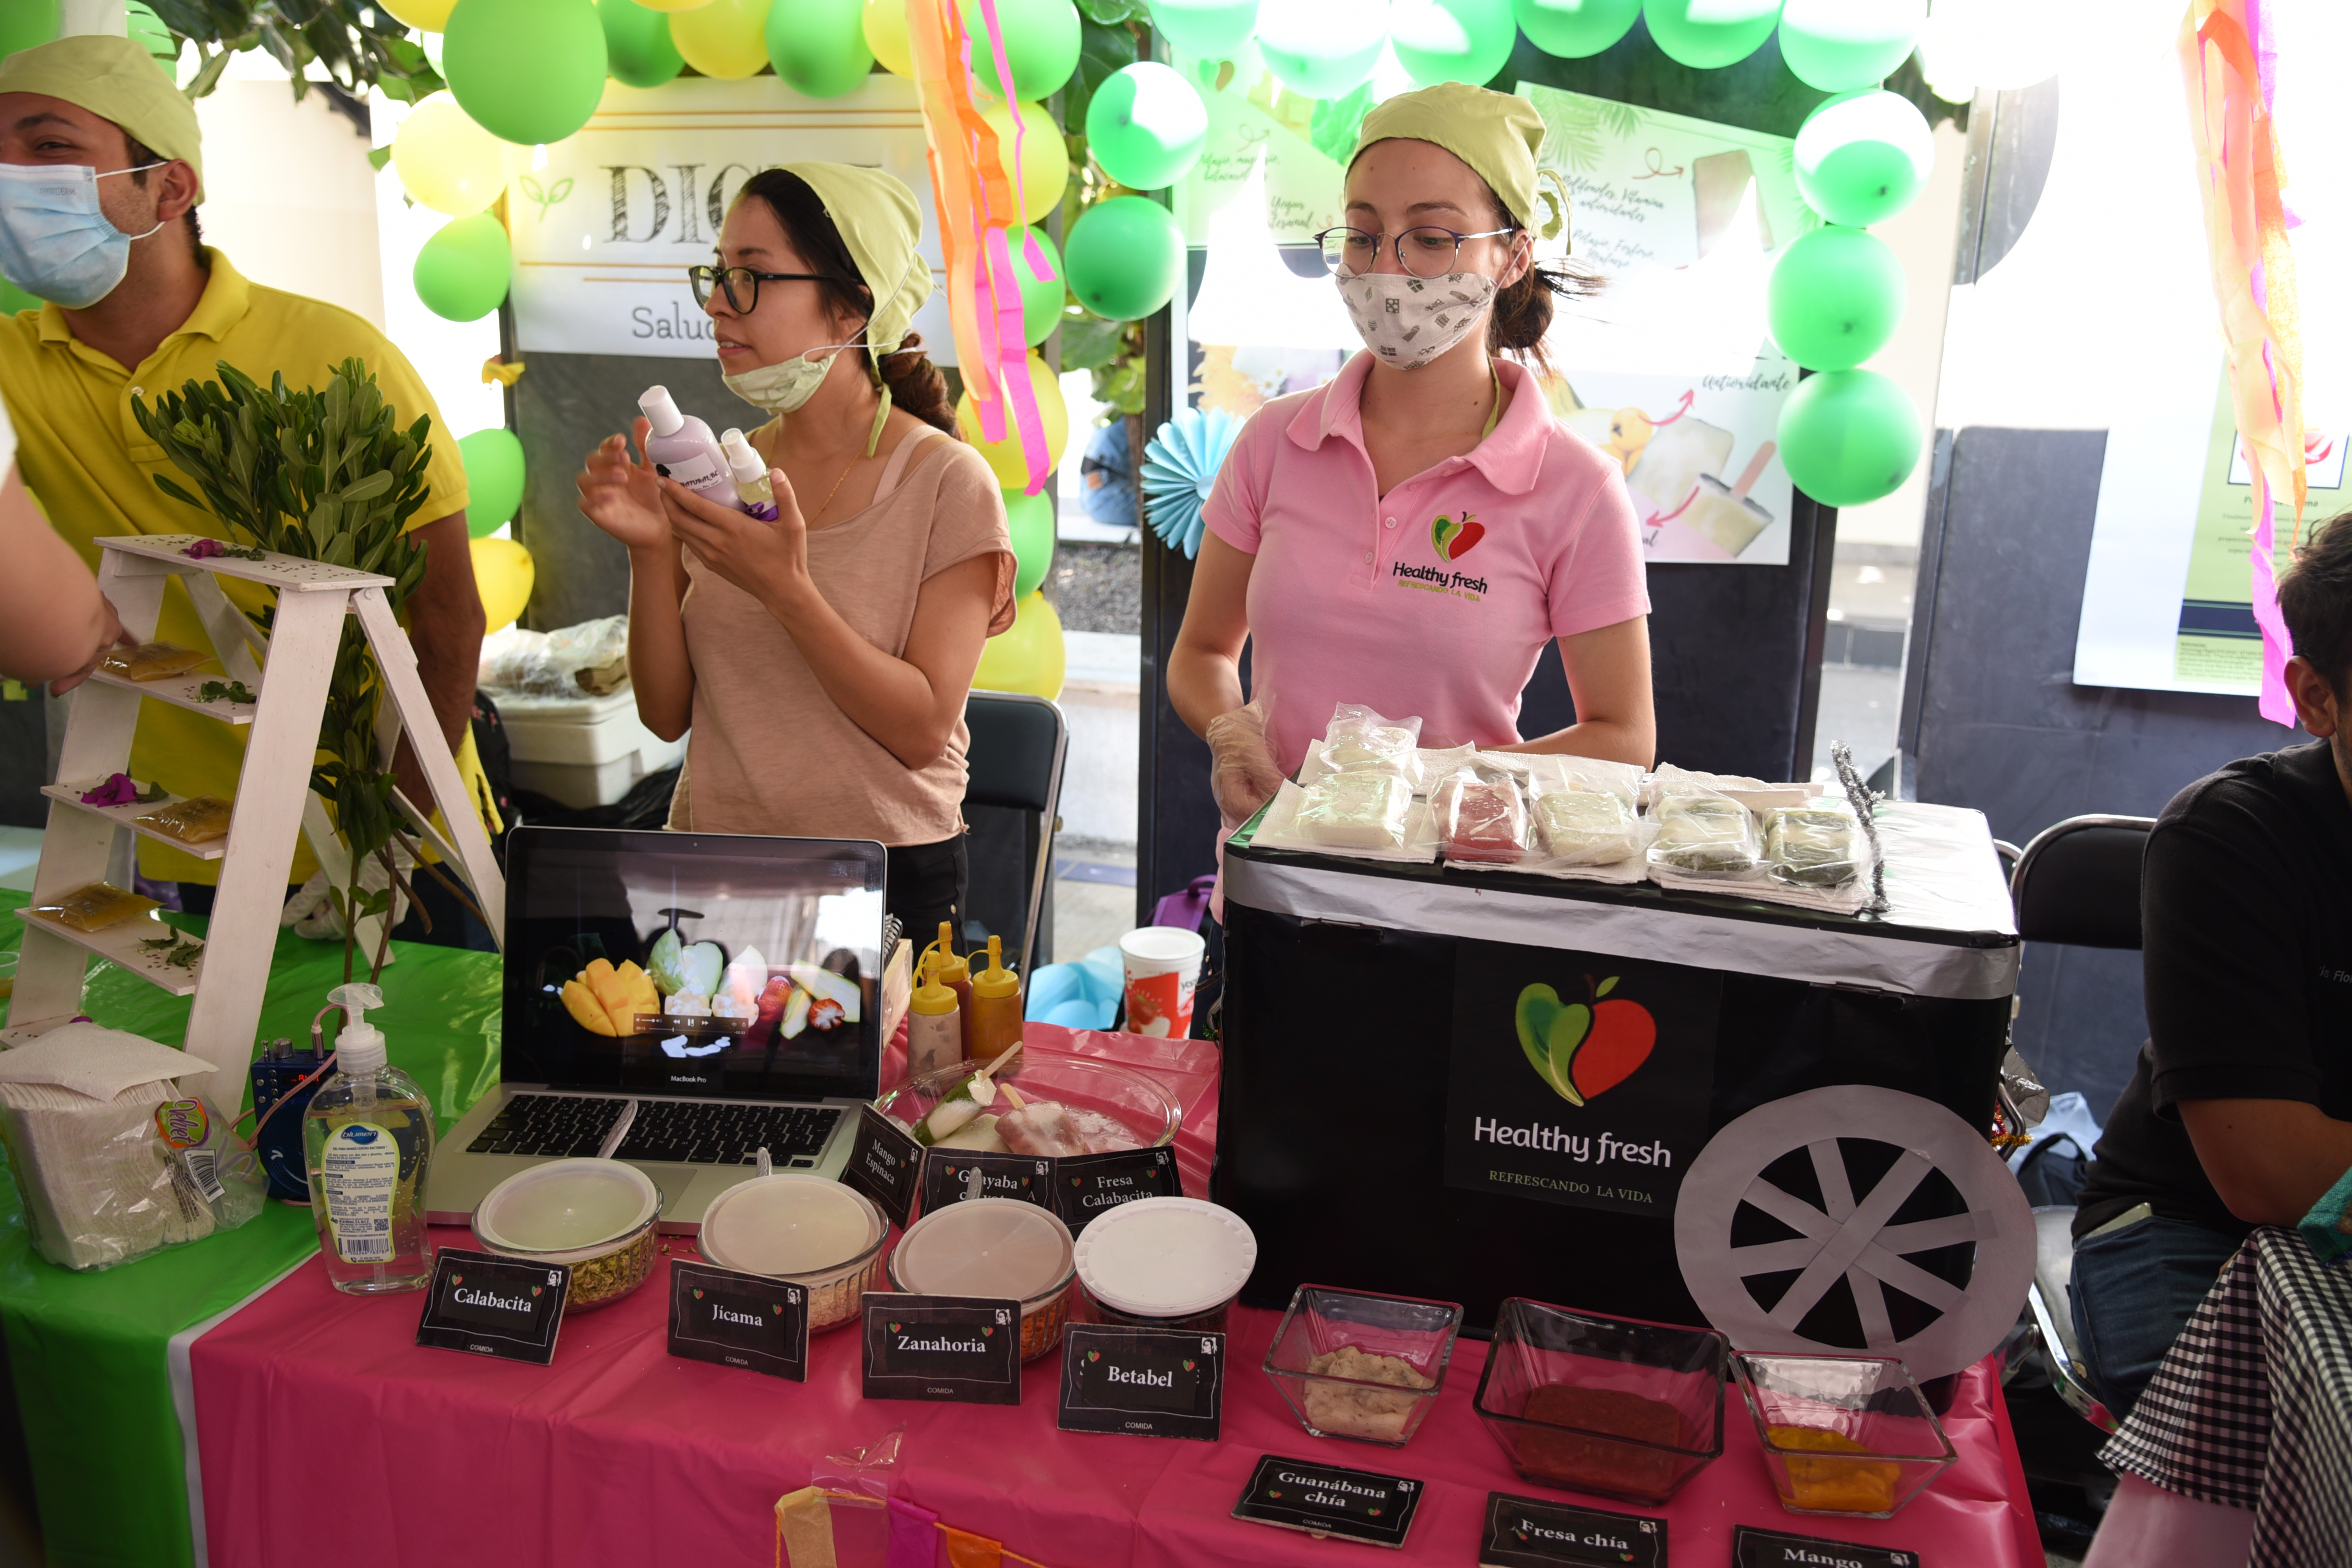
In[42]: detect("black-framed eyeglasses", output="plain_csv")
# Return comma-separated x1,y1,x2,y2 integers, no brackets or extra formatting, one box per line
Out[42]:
1313,225,1519,279
687,264,827,313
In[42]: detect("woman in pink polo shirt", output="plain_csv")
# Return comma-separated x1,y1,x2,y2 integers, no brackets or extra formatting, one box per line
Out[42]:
1170,82,1652,830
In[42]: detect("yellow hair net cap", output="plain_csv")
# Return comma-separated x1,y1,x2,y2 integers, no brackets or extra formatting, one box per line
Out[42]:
1353,82,1566,243
0,34,204,201
780,161,933,360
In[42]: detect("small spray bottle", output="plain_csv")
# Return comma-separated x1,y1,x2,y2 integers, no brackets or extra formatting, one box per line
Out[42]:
302,984,437,1294
720,428,779,520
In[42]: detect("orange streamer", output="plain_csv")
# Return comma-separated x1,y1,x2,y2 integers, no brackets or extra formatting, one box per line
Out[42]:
942,1526,1006,1568
2179,0,2306,725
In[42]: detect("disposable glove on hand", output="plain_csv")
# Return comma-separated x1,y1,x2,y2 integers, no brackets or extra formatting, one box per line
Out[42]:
1206,700,1286,827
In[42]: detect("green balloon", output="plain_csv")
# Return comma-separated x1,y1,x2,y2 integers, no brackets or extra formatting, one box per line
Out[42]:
1512,0,1638,59
0,276,39,315
1006,487,1055,599
599,0,682,89
1147,0,1258,59
1795,89,1933,226
1085,63,1207,191
962,0,1080,102
769,0,872,96
1777,369,1921,507
1010,226,1064,347
1777,0,1924,93
414,213,512,322
0,0,58,66
126,2,176,72
458,427,527,535
1063,196,1182,322
1390,0,1515,86
1767,225,1901,371
1643,0,1782,70
1256,0,1388,100
445,0,609,148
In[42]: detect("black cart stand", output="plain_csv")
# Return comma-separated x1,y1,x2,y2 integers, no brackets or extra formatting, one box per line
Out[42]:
1214,803,2020,1336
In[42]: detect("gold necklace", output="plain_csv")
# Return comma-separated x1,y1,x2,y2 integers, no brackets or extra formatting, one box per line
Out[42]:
806,453,860,524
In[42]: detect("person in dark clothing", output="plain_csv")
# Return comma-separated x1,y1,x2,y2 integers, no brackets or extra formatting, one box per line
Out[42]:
2071,510,2352,1418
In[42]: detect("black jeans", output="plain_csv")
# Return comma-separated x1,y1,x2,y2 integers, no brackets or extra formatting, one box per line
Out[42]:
887,834,967,953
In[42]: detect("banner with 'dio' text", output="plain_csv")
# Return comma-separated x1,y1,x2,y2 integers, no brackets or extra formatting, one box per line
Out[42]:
506,76,954,363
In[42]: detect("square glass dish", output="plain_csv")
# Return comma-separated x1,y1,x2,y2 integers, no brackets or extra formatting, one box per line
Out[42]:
1472,1298,1728,1503
1262,1284,1463,1448
1733,1352,1956,1518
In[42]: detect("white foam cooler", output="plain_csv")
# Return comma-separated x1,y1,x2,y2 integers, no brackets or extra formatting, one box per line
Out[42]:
492,688,685,809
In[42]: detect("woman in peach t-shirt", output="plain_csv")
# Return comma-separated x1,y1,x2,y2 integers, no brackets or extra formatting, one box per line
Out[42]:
577,164,1013,940
1170,84,1653,835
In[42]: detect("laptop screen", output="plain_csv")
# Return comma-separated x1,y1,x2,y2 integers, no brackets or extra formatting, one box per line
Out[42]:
503,826,887,1101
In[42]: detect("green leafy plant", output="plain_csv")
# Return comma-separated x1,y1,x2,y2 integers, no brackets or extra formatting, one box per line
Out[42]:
131,359,480,983
140,0,443,104
197,678,258,704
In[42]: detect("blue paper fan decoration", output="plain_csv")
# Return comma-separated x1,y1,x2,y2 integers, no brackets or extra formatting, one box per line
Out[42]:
1140,407,1242,559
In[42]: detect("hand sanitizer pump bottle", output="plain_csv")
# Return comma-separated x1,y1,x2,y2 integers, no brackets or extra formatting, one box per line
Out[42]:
303,984,437,1294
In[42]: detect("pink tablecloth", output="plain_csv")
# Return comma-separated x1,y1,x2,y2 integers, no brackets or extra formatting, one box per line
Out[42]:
187,1025,2038,1566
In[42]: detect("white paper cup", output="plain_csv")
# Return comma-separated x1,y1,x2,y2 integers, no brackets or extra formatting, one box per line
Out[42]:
1118,926,1205,1038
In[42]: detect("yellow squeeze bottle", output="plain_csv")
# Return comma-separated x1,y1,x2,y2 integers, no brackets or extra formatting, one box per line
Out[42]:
932,922,973,1056
908,953,963,1079
966,935,1022,1066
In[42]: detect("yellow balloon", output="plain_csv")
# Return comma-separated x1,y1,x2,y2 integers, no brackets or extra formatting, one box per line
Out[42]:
379,0,457,29
980,100,1068,227
670,0,772,76
863,0,913,75
633,0,718,11
973,591,1065,700
471,535,535,632
390,93,509,219
956,352,1069,488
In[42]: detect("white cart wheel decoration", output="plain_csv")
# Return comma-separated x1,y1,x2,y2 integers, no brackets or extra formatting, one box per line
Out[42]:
1673,1085,2035,1385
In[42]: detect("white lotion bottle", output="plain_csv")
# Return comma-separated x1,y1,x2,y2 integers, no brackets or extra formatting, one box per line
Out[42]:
303,983,437,1294
637,385,737,505
720,427,780,520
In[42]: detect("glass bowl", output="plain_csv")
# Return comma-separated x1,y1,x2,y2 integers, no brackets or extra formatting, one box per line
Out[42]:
696,1173,891,1333
1733,1353,1956,1518
871,1050,1180,1155
886,1196,1076,1361
1262,1284,1463,1448
1472,1298,1728,1503
471,1158,663,1313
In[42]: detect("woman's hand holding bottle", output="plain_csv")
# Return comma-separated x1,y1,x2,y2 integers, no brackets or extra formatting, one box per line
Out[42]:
657,455,813,616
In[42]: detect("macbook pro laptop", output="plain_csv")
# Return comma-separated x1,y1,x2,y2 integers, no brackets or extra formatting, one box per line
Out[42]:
425,825,889,1232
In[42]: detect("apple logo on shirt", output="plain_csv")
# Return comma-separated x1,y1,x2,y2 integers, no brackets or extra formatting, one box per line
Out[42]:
1431,511,1486,561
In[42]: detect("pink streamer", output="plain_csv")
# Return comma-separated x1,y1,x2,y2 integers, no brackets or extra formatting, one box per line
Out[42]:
885,1497,939,1568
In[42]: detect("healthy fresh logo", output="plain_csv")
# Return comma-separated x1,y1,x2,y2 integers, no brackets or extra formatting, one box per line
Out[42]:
1515,975,1656,1105
1431,510,1485,560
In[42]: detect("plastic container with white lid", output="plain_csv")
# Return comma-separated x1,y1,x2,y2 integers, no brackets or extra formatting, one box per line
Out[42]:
697,1173,889,1332
1073,1196,1257,1333
888,1197,1076,1359
471,1158,664,1311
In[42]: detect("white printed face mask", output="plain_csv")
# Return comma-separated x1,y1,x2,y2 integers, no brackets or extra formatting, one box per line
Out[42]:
0,161,167,310
1333,266,1498,371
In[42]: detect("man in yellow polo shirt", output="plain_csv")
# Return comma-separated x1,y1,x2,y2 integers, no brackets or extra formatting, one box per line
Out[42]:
0,35,491,921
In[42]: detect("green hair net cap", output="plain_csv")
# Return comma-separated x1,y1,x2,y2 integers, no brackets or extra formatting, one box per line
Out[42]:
1352,81,1565,242
0,34,204,202
779,161,933,361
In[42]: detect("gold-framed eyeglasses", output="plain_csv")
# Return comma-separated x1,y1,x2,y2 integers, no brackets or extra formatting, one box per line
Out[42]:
1313,225,1519,278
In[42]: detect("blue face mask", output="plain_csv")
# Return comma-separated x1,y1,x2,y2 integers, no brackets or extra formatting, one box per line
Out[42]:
0,161,167,310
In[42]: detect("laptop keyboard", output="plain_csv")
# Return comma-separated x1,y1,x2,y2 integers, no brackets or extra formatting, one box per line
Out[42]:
468,1095,841,1168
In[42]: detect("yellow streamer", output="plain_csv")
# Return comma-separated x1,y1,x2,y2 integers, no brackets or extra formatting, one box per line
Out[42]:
775,1486,838,1568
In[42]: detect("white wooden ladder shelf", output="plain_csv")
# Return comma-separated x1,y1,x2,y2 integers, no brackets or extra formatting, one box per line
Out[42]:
8,534,506,1081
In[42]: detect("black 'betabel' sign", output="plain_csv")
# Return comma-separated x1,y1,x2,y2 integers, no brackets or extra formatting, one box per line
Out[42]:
1056,1324,1223,1440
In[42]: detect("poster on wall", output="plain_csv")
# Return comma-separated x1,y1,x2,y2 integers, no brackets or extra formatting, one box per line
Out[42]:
504,76,954,362
2173,378,2348,689
1173,59,1800,564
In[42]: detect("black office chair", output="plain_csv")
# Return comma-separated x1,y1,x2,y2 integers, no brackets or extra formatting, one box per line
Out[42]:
961,691,1068,988
2005,813,2155,1434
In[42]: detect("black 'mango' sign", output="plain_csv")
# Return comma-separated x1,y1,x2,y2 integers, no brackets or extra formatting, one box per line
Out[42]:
667,1261,810,1381
416,1247,568,1365
1734,1526,1917,1568
840,1105,922,1228
1057,1324,1223,1439
1479,1492,1667,1567
860,1293,1021,1405
1442,941,1720,1216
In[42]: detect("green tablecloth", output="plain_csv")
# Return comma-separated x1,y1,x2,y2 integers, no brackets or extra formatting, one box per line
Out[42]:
0,890,500,1567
